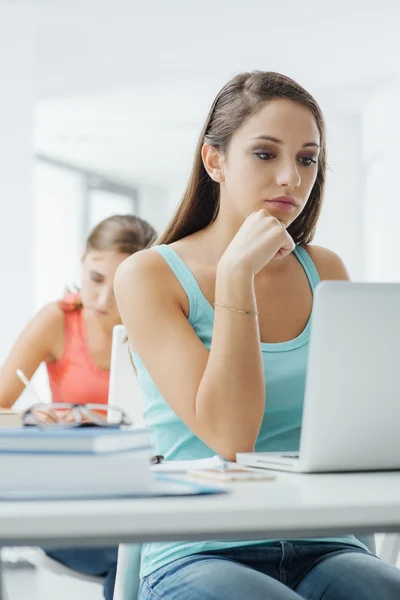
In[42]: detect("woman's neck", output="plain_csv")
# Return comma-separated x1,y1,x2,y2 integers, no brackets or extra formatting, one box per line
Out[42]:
81,307,121,338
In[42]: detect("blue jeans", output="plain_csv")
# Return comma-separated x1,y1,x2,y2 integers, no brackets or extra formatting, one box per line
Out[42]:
45,547,118,600
140,542,400,600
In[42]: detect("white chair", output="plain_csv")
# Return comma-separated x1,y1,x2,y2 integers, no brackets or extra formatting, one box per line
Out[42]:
379,534,400,566
113,544,142,600
108,324,145,427
0,562,9,600
109,326,144,599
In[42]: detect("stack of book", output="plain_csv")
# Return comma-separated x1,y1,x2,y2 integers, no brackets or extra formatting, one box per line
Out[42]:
0,426,154,499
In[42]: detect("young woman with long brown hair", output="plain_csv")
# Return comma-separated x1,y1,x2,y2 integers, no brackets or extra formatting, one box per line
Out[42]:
115,72,400,600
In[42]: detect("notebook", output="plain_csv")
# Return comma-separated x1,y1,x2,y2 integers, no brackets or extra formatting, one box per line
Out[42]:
0,446,154,495
0,426,151,454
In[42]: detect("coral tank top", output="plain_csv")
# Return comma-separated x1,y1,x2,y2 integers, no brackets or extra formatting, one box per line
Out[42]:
46,294,110,405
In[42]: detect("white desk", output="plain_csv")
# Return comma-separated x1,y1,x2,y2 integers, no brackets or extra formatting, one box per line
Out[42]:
2,471,400,545
1,471,400,598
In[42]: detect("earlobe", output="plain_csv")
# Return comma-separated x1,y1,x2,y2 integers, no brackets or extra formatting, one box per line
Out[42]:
201,143,224,183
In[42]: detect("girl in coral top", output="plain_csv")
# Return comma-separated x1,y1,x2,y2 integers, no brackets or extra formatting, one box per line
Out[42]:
0,214,156,600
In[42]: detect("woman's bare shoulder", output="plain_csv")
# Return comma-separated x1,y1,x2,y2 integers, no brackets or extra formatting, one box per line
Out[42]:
36,302,65,356
115,248,171,284
36,302,65,327
303,245,350,281
114,248,188,310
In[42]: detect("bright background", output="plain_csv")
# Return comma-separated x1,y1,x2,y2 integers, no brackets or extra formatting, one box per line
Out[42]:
1,0,400,404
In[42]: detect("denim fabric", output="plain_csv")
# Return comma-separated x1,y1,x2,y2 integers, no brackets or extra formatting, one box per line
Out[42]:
140,542,400,600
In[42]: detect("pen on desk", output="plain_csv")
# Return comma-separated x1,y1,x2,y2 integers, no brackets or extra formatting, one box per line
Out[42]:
16,369,44,404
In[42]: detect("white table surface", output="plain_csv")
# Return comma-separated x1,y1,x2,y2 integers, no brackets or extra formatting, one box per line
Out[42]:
1,471,400,547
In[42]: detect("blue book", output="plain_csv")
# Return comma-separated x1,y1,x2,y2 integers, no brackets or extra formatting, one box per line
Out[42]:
0,426,151,454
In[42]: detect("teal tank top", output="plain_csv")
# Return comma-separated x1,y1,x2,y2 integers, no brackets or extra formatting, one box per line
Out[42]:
134,244,367,578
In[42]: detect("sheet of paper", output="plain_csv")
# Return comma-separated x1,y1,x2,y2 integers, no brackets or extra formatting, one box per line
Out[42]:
151,455,225,473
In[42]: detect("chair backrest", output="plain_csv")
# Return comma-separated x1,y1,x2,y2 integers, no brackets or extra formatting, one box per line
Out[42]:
108,325,145,427
110,326,145,598
113,544,142,600
379,533,400,565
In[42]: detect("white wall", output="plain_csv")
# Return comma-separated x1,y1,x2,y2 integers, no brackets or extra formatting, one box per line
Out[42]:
88,189,136,232
0,8,35,364
362,79,400,281
313,111,365,280
35,161,84,310
137,184,171,235
165,179,187,225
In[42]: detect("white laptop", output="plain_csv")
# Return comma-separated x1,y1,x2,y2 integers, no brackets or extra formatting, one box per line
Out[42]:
108,325,145,426
237,282,400,473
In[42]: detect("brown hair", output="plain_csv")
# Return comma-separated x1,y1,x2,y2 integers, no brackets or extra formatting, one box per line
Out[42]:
64,214,157,309
157,71,326,247
86,214,157,254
